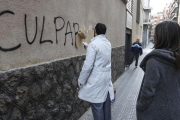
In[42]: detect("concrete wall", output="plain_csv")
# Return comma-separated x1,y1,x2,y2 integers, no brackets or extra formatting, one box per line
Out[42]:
144,11,150,21
143,24,150,48
126,11,133,29
144,0,150,7
142,26,147,47
0,0,126,119
132,0,144,43
0,0,126,71
142,0,151,48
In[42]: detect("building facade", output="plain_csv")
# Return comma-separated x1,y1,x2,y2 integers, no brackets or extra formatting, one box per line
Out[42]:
162,0,179,22
132,0,144,43
125,0,133,66
142,0,151,48
163,4,170,21
177,0,180,24
0,0,126,119
150,0,180,42
169,0,179,22
125,0,145,66
150,12,163,38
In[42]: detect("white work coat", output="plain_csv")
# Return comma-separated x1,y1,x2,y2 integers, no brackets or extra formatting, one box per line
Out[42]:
78,35,114,103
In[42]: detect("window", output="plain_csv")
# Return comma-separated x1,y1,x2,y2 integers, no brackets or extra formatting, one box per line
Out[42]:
126,0,133,14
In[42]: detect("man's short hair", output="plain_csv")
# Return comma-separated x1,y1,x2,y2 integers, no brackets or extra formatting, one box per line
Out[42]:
95,23,107,35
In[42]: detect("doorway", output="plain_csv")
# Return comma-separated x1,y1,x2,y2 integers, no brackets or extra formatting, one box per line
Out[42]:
125,28,133,67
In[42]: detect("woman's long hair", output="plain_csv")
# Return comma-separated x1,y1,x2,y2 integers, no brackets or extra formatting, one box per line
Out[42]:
154,21,180,68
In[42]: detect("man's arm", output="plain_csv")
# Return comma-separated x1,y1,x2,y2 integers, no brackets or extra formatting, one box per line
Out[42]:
139,47,143,55
136,58,160,111
139,43,143,55
78,43,98,84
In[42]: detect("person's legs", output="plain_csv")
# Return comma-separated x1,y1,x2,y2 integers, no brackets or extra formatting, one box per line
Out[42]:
91,103,104,120
103,93,111,120
135,53,139,67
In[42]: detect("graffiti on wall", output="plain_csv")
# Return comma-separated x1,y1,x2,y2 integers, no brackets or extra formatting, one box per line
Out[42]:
0,10,22,52
0,10,80,52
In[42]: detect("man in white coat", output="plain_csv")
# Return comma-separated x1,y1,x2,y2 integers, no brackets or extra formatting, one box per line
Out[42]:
78,23,114,120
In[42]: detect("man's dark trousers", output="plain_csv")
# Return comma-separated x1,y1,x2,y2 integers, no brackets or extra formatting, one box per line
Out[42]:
91,93,111,120
134,53,140,66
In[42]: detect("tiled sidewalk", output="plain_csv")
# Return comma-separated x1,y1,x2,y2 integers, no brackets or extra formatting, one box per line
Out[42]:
79,43,153,120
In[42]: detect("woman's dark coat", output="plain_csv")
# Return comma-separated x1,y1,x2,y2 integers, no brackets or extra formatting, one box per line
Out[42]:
136,49,180,120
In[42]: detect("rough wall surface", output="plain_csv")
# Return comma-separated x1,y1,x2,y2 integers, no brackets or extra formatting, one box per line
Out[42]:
0,0,126,71
0,46,125,120
111,46,125,83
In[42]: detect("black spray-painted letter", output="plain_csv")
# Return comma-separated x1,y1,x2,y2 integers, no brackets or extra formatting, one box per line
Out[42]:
64,21,73,46
0,10,21,52
54,16,65,44
25,14,38,44
40,16,53,44
73,23,79,49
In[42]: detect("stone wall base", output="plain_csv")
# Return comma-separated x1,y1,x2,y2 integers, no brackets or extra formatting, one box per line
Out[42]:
0,46,125,120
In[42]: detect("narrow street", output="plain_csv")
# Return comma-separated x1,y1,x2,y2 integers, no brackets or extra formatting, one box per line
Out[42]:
1,0,177,119
79,42,154,120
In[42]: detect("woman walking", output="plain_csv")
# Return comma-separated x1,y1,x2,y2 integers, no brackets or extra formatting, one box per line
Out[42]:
136,21,180,120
